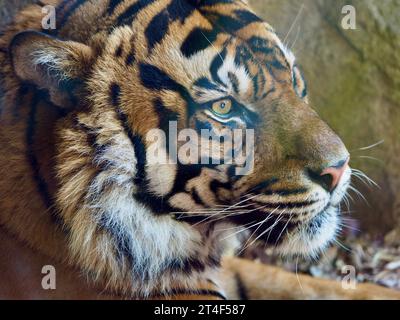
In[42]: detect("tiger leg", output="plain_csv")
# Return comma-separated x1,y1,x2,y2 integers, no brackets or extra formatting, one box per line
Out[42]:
219,256,400,300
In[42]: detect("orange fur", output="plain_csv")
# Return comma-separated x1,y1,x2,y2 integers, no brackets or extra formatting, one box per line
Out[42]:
0,0,399,299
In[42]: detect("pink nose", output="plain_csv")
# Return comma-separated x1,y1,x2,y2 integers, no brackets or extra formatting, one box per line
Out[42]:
320,157,350,191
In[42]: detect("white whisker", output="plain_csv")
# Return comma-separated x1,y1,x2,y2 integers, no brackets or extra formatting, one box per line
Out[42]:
240,206,281,249
357,155,384,164
295,256,305,294
354,139,384,151
348,185,369,205
283,3,305,44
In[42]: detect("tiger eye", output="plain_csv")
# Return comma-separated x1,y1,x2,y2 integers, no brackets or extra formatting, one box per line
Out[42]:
211,99,232,116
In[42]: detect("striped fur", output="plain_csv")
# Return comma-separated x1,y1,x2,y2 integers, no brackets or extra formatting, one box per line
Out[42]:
0,0,384,299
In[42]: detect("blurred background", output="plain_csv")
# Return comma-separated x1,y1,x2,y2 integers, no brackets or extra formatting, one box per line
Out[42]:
1,0,399,289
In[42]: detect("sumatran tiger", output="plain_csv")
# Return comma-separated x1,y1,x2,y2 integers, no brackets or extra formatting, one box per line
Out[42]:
0,0,398,300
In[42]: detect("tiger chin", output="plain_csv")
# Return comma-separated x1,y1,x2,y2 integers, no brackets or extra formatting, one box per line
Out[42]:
0,0,399,300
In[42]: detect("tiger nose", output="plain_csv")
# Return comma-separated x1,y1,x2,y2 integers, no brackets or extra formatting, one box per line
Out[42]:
308,157,350,192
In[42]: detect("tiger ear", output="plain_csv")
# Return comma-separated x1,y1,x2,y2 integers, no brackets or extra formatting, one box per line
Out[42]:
10,30,94,109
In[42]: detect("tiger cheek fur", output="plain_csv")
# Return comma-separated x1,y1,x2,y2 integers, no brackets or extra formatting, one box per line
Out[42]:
0,0,352,298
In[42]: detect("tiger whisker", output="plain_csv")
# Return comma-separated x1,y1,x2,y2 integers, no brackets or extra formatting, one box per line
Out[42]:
173,208,247,215
357,155,384,164
221,212,278,241
348,185,369,205
207,202,281,225
340,210,356,214
240,209,286,254
295,256,305,293
215,221,256,232
289,25,301,50
351,172,374,189
345,191,355,204
338,222,360,232
240,206,281,249
191,194,260,226
340,217,358,222
341,193,350,211
200,30,225,65
352,139,384,151
265,209,288,245
283,3,305,45
351,168,380,189
333,238,353,254
273,211,294,248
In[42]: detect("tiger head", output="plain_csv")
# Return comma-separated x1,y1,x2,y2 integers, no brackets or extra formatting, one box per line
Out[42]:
8,0,350,295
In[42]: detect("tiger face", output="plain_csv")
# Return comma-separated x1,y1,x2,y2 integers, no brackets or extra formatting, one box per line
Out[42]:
8,0,350,294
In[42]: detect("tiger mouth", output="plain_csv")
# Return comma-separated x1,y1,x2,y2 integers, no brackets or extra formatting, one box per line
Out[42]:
175,198,335,246
225,201,335,246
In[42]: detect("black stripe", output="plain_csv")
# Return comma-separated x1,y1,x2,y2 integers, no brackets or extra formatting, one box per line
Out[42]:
253,65,267,100
234,9,263,25
57,0,88,32
260,87,276,100
110,83,146,185
139,63,184,92
245,36,290,72
180,27,219,58
115,44,123,57
13,83,30,119
73,120,110,164
139,64,196,121
209,48,227,85
153,98,178,154
292,66,308,99
145,0,196,51
190,0,233,6
206,13,243,33
26,91,52,209
228,72,239,94
54,0,70,18
235,273,249,300
145,10,170,51
169,164,202,195
116,0,156,27
25,89,67,228
153,98,179,130
125,52,135,65
247,178,279,193
97,215,136,271
110,83,121,106
264,188,308,196
193,77,226,92
166,0,196,22
109,84,174,214
210,179,231,194
252,200,316,209
191,188,206,206
107,0,122,15
131,135,147,186
247,36,274,55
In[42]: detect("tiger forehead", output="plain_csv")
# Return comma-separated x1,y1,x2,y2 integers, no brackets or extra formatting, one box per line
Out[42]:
54,0,294,68
91,0,296,102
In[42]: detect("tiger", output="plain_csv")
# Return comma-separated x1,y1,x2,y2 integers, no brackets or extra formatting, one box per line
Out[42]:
0,0,399,300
